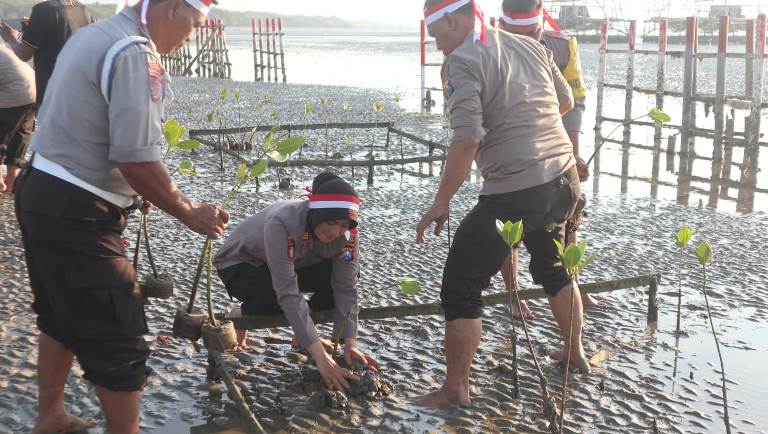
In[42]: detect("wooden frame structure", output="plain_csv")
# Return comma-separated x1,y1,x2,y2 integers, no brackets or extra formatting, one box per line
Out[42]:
252,18,287,83
160,19,231,79
593,15,767,212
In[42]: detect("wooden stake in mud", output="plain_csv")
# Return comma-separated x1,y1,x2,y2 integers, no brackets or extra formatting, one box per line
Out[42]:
592,19,608,195
265,19,273,83
651,19,668,199
252,19,258,81
620,20,637,194
737,14,766,213
258,19,265,81
677,17,698,205
647,275,658,324
666,134,677,174
278,18,287,83
745,19,755,99
720,113,735,199
708,16,729,208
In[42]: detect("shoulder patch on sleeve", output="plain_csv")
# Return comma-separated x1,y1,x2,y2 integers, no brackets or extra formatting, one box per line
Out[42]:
441,62,454,99
147,59,165,103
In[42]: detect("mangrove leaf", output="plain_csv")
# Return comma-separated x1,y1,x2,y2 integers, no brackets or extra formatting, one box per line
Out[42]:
648,108,672,124
675,226,695,249
695,240,713,266
398,278,422,295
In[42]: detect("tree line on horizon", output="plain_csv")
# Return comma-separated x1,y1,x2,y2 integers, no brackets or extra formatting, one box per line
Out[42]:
0,0,385,28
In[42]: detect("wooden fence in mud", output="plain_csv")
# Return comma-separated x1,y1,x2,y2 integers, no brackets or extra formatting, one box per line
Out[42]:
189,122,447,185
160,19,231,79
593,15,767,213
252,18,287,83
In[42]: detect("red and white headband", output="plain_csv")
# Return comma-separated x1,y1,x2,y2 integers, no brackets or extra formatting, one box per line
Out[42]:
424,0,487,45
308,194,361,212
117,0,213,28
502,8,542,26
501,7,561,32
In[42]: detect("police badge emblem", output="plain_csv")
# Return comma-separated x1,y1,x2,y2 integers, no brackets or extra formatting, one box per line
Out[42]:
147,61,165,103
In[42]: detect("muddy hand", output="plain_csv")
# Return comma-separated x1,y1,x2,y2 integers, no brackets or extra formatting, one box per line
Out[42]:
416,202,449,244
309,340,358,391
576,156,589,182
345,345,380,372
183,202,229,239
140,200,153,215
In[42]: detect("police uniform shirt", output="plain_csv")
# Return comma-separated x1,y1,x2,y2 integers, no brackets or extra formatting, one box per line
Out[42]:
30,7,166,198
442,27,575,195
0,45,36,108
20,0,93,106
213,200,360,349
541,30,587,133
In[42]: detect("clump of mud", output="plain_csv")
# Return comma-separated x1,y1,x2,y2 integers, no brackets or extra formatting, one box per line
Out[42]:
347,369,392,400
309,389,349,411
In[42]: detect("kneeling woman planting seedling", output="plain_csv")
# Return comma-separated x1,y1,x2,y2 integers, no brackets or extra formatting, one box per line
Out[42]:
213,171,380,392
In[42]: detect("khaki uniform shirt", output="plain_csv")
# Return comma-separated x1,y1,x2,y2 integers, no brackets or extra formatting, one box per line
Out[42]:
30,8,167,197
541,30,586,133
214,200,360,349
0,45,35,108
442,28,575,195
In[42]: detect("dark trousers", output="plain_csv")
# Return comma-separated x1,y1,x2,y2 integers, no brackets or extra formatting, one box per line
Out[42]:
0,104,35,167
14,168,150,392
217,261,335,316
441,166,581,321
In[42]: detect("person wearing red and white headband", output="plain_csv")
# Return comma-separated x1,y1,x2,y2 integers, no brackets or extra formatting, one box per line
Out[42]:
417,0,586,409
214,172,380,393
13,0,227,433
499,0,598,323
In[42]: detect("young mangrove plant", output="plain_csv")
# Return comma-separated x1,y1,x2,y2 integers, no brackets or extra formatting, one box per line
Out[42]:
331,278,422,361
370,101,384,159
495,220,523,398
553,238,595,434
587,107,672,165
674,226,695,335
695,240,731,434
496,220,560,433
342,101,355,177
320,97,331,158
176,129,305,343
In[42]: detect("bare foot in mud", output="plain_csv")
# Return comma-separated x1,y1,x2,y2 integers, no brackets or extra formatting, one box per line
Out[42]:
411,388,470,408
550,350,591,374
581,293,605,310
33,412,96,434
512,300,535,321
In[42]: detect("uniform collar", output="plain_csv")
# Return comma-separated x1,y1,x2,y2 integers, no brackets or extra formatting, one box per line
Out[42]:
119,6,155,50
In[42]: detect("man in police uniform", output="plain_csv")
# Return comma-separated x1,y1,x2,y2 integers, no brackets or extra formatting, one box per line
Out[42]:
499,0,599,319
415,0,588,408
13,1,225,433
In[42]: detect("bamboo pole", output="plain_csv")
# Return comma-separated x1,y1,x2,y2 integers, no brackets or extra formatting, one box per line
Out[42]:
651,19,668,199
593,19,608,195
278,18,287,83
229,274,662,330
737,14,766,213
209,352,267,434
708,16,729,208
745,19,755,99
620,20,637,194
258,19,264,82
677,17,697,205
720,113,735,199
271,18,279,83
252,19,258,82
265,19,272,83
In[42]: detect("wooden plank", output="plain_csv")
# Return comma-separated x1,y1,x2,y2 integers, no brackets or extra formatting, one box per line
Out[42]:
708,16,729,208
228,274,662,330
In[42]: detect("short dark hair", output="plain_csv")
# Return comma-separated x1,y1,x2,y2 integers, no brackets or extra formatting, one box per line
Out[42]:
424,0,474,16
501,0,542,13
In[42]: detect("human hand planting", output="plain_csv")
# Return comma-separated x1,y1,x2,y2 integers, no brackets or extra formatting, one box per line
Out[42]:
183,202,229,239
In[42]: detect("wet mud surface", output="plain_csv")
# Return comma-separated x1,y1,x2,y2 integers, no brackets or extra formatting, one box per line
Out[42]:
1,79,767,433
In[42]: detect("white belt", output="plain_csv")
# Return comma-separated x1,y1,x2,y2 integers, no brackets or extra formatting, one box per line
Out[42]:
31,153,136,209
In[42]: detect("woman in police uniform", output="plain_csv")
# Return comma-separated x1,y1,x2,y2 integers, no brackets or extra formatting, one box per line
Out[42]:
214,172,379,392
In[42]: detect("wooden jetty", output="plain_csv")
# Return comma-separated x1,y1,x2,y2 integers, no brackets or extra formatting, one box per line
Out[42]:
160,19,231,79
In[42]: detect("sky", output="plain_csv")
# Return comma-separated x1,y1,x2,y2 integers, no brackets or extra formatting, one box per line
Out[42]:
82,1,766,25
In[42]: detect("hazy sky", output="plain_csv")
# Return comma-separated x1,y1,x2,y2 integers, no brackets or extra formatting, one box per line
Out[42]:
83,1,766,25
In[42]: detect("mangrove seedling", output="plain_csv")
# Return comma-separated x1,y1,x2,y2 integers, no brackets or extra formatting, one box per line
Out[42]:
331,278,422,361
554,238,595,434
300,102,314,159
178,132,305,341
371,101,384,158
587,107,672,165
495,220,523,398
496,219,560,432
320,97,331,158
695,240,731,434
674,226,695,335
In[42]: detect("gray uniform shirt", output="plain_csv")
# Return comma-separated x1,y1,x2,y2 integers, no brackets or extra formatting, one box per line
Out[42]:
0,45,36,108
541,30,586,133
30,8,166,197
214,200,360,349
443,27,574,195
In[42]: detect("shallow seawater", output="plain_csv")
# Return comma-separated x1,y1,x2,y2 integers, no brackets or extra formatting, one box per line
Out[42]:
1,80,767,434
